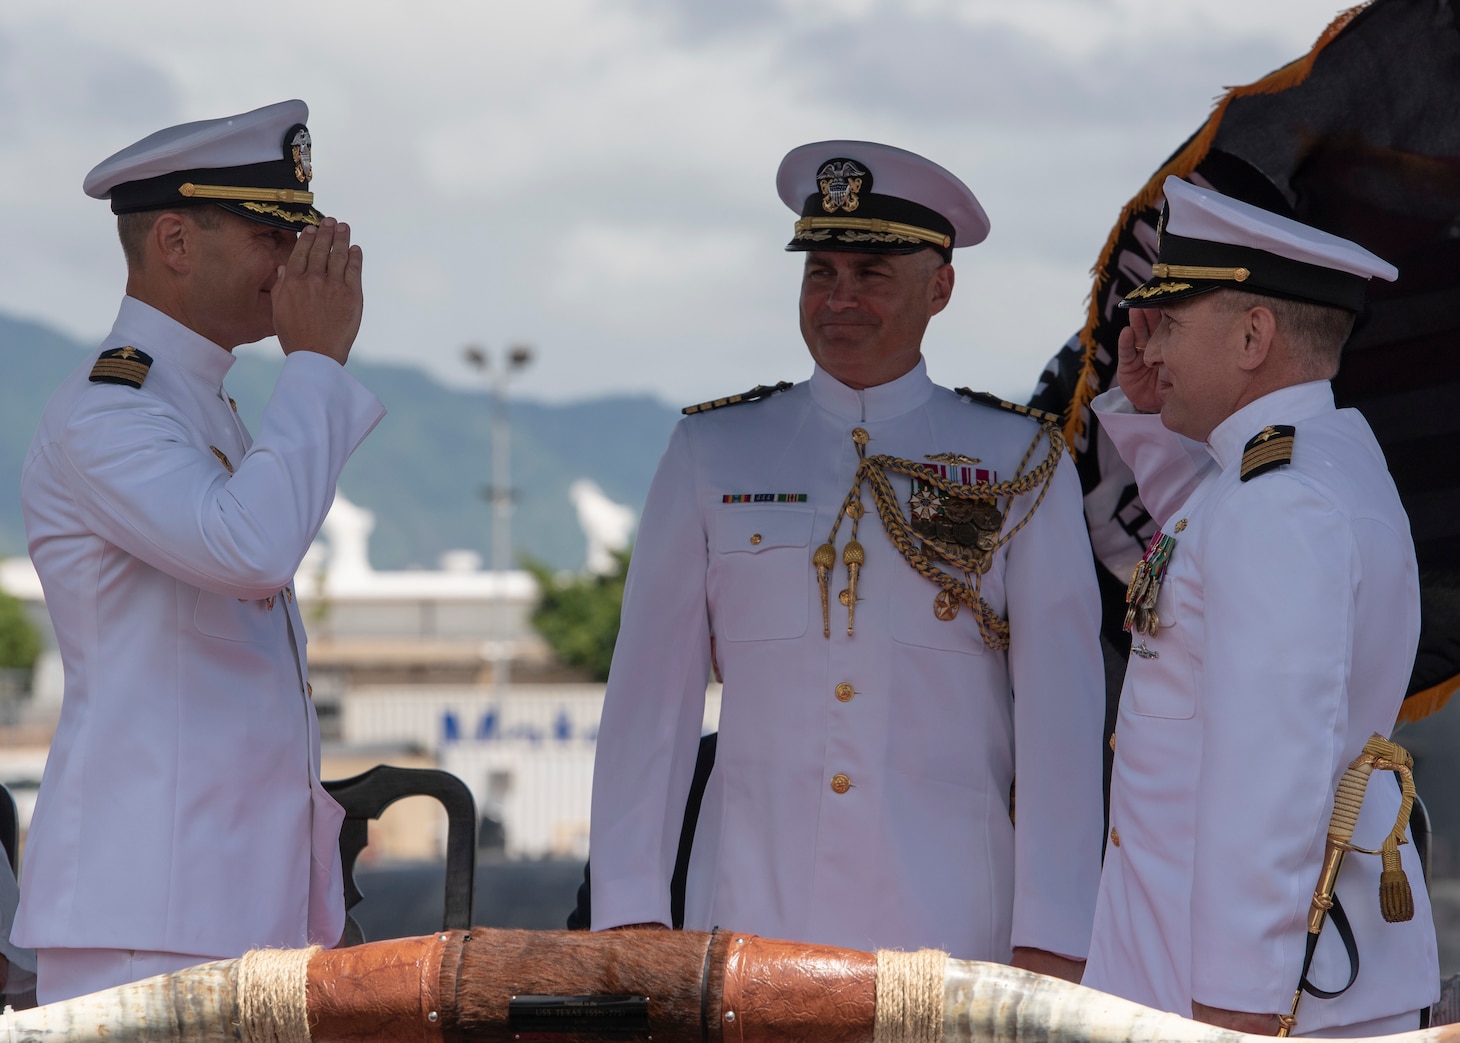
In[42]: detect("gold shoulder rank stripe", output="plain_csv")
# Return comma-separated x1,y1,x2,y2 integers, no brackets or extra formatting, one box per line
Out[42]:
1240,424,1295,482
682,381,794,416
89,346,154,389
954,388,1062,425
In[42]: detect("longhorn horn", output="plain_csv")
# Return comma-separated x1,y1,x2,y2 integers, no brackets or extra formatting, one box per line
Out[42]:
0,928,1451,1043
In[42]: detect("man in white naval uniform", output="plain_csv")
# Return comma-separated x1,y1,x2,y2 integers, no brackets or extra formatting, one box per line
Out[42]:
14,101,384,1003
1084,176,1439,1035
589,141,1105,976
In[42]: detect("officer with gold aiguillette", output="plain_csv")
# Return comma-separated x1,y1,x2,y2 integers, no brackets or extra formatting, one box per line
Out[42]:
589,141,1105,977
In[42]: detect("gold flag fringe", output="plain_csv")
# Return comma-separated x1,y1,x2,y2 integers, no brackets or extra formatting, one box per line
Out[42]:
1397,672,1460,724
1064,3,1372,457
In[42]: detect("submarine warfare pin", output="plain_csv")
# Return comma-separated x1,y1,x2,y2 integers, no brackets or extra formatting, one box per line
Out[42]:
1123,529,1177,637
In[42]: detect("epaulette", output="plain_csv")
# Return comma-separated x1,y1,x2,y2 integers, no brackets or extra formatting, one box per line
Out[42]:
89,346,153,389
1240,424,1295,482
954,388,1062,425
682,381,794,416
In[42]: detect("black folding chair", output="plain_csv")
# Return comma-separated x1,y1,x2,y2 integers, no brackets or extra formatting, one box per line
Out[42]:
0,784,17,875
323,765,477,945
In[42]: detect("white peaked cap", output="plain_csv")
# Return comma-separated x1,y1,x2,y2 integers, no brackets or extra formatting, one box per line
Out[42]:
1164,176,1397,281
1124,176,1396,310
777,140,989,254
83,100,320,231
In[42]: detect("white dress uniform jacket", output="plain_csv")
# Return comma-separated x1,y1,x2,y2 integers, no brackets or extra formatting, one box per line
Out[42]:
14,297,384,958
1084,381,1439,1031
590,360,1104,960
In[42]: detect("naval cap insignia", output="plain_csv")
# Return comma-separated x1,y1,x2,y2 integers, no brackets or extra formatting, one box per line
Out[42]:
287,124,312,184
817,158,868,214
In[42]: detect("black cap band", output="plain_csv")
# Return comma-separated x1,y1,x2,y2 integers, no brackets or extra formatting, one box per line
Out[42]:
1124,231,1369,310
106,122,320,231
786,157,956,258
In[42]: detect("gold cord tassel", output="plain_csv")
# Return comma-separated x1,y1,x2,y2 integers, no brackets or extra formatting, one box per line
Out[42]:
1379,844,1414,923
1373,735,1417,924
814,543,837,639
843,541,864,635
1280,733,1420,1035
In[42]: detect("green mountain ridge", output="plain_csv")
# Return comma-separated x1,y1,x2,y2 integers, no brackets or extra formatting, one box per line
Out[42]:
0,312,682,570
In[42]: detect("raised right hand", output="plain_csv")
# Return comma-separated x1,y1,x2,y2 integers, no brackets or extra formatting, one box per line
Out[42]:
1115,307,1163,414
272,216,364,365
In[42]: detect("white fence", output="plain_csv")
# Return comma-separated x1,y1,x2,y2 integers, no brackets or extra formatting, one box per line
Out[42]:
342,684,721,861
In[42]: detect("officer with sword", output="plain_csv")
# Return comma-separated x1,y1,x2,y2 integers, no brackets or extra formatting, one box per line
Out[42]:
1081,176,1439,1036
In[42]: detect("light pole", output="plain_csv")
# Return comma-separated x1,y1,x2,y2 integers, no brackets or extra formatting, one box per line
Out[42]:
463,343,534,694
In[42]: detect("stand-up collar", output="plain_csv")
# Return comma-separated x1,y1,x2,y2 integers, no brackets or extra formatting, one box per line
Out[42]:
1206,380,1335,472
108,296,238,389
808,357,936,422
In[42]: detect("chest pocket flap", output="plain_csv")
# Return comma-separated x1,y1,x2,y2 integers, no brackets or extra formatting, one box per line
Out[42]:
715,506,815,554
712,506,815,641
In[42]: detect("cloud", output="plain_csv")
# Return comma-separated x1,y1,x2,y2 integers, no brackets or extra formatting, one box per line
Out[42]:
0,21,178,141
0,0,1358,406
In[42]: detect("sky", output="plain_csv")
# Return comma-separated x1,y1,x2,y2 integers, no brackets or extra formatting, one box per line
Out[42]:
0,0,1356,406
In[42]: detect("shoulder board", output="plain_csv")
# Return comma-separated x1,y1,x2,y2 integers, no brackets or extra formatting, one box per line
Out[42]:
682,381,794,416
1240,424,1295,482
954,388,1062,425
89,346,154,389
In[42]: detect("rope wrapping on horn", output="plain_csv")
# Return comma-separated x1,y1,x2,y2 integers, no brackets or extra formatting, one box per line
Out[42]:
874,948,946,1043
237,946,319,1043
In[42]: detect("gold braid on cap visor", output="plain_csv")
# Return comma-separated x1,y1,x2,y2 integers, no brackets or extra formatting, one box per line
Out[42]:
178,183,315,204
794,216,951,249
1150,262,1251,282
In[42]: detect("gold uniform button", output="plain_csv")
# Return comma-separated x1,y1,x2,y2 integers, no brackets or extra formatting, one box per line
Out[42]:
1109,827,1120,848
306,682,313,698
749,533,763,545
830,773,851,795
834,682,855,703
1108,732,1116,752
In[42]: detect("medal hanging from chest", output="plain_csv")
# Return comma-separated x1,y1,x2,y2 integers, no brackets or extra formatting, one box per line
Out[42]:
1123,529,1178,637
908,455,1002,574
812,424,1065,651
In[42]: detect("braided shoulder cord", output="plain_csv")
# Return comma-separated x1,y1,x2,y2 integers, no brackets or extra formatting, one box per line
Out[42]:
870,422,1065,553
816,423,1065,651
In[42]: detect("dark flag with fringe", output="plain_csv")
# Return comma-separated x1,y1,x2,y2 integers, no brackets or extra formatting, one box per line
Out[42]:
1031,0,1460,725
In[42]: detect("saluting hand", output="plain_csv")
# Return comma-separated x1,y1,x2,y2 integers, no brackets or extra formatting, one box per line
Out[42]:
272,216,364,365
1115,307,1163,415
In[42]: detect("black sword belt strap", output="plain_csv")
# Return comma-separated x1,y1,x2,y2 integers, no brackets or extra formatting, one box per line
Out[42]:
1298,893,1359,1000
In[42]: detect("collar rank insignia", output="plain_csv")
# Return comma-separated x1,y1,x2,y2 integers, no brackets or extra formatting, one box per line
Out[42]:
89,346,154,389
682,381,794,416
1240,424,1296,482
816,159,867,214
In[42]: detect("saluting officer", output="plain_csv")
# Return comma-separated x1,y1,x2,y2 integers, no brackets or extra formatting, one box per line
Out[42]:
14,101,384,1003
1084,176,1439,1035
589,141,1105,976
